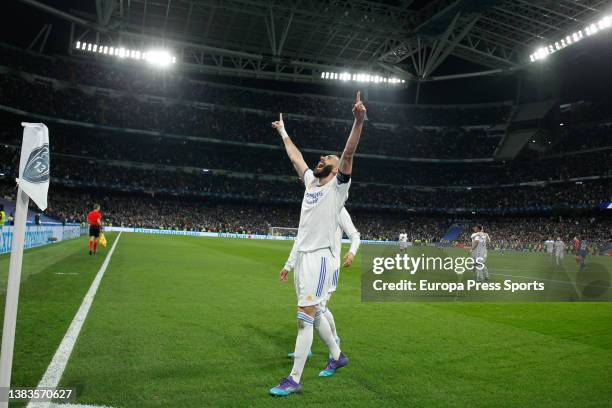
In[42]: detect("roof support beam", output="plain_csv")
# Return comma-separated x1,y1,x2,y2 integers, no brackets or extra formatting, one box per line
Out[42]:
276,10,294,57
422,12,460,78
162,0,172,36
513,0,578,22
265,8,277,56
95,0,116,27
423,14,480,78
183,1,193,35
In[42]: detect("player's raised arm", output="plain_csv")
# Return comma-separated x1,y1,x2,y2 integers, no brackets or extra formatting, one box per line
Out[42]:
271,113,309,178
339,91,366,175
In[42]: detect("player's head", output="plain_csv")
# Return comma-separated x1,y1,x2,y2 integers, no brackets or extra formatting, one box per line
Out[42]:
473,225,483,232
557,236,562,241
93,203,100,210
313,154,340,179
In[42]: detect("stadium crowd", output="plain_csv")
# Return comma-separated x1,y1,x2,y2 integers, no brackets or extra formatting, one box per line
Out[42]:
0,75,501,159
456,215,610,252
0,121,609,188
551,123,611,154
0,44,609,251
1,157,609,214
1,183,607,250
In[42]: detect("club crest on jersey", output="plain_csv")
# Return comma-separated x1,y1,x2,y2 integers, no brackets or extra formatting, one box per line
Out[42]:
22,144,50,184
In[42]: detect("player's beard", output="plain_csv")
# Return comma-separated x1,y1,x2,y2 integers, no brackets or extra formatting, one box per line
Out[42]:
313,164,334,179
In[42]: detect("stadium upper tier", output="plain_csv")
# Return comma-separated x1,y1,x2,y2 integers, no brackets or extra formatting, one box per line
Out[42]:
0,73,507,159
0,43,512,126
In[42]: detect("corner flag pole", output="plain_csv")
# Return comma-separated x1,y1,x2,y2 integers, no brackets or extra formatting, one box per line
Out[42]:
0,187,30,408
0,122,49,408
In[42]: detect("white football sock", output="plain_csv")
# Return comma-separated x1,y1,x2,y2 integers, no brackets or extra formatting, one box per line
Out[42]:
290,311,314,383
315,308,341,360
324,308,338,340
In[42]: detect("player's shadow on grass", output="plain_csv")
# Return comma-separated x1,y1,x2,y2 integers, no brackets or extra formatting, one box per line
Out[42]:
575,263,610,299
242,323,295,365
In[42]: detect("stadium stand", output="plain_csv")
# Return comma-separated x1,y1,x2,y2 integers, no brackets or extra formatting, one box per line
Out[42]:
0,48,610,249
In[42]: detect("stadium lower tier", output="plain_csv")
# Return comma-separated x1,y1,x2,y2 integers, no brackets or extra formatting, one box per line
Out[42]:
1,147,610,212
0,154,609,212
1,183,609,250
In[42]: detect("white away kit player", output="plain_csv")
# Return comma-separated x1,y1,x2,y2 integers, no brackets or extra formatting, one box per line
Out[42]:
545,237,555,260
470,225,489,282
269,92,366,397
284,207,361,356
398,231,408,253
554,238,565,265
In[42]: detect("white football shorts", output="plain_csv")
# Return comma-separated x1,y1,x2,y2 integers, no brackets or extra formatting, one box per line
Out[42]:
294,247,333,307
327,256,341,295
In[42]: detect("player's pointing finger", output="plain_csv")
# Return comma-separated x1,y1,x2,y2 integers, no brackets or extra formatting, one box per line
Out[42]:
280,112,283,121
356,91,361,103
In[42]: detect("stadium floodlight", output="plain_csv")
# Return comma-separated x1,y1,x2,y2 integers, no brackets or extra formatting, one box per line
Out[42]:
319,70,406,85
74,42,176,67
530,15,611,62
144,50,174,67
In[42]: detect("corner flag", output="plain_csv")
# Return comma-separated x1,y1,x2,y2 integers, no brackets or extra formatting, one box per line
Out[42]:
0,123,50,408
17,123,50,210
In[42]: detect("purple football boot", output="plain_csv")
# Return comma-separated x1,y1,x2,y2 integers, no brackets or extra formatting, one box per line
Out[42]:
319,352,349,377
269,377,301,396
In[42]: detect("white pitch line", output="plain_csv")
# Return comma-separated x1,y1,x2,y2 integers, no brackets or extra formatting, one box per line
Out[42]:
27,233,122,408
49,404,115,408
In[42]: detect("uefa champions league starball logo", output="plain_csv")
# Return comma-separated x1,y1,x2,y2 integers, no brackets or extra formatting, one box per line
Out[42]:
22,144,50,184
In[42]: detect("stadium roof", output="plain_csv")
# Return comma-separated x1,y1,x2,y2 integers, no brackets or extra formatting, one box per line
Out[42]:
11,0,612,83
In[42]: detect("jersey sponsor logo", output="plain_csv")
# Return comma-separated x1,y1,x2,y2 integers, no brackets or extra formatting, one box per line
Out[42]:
304,190,324,204
22,144,50,184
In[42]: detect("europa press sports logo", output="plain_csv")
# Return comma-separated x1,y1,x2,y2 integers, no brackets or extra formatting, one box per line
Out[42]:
22,144,50,184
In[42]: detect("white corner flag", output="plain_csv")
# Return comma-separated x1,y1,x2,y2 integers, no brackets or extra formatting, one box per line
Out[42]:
0,123,50,407
17,123,50,210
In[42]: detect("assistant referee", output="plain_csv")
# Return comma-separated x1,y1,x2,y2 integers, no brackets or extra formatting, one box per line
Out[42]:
87,204,103,255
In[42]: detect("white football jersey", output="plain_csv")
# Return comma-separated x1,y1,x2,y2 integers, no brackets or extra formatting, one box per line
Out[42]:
399,233,408,242
471,232,487,259
293,169,351,255
545,240,555,253
554,240,565,253
285,206,359,273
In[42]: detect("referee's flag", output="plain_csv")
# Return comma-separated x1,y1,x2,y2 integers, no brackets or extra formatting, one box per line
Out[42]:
99,233,107,248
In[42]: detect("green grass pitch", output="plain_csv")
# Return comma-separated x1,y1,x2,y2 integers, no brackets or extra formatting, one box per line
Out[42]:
1,233,611,407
